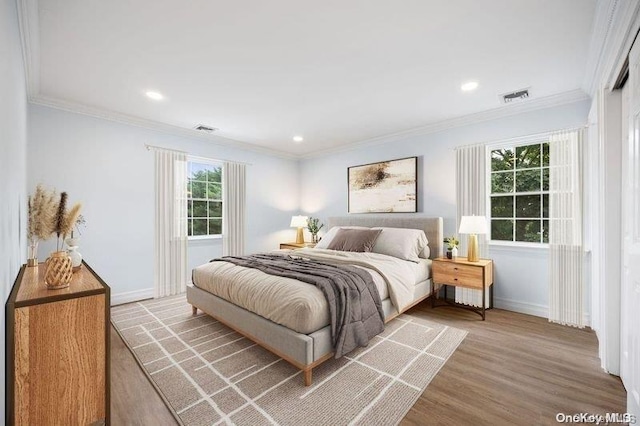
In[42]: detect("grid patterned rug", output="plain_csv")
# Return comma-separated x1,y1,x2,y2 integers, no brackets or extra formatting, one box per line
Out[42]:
111,295,467,426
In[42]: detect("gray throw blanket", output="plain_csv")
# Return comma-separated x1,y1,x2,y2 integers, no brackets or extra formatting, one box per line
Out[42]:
213,254,384,358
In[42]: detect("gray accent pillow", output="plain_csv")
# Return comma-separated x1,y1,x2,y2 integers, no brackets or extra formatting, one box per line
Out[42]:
315,226,368,249
326,228,383,252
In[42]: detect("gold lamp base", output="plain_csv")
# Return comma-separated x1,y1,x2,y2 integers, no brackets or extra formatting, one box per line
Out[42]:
467,234,479,262
296,227,305,244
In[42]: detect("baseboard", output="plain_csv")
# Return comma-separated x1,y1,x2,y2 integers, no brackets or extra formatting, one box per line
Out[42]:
493,297,548,318
111,288,154,306
494,297,591,326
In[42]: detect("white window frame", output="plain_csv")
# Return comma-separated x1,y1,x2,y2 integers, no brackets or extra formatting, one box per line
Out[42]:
187,156,223,240
486,133,551,249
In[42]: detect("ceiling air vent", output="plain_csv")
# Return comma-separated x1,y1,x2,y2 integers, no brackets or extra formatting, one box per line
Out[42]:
193,124,218,133
500,88,530,104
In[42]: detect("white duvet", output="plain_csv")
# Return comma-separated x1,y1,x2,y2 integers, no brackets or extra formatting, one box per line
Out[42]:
292,248,419,312
192,248,426,334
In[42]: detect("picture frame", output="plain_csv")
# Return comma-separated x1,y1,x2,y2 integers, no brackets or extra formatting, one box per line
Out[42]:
348,156,418,213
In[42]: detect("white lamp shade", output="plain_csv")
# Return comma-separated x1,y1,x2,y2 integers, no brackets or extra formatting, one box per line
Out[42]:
290,215,308,228
459,216,488,234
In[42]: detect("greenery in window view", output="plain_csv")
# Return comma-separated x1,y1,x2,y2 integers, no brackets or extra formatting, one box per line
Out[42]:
490,142,549,243
187,163,222,236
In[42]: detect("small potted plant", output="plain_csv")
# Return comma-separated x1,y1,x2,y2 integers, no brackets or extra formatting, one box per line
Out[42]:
306,217,324,244
443,236,459,259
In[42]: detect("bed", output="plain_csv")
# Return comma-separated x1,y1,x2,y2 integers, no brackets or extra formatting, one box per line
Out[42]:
186,216,443,385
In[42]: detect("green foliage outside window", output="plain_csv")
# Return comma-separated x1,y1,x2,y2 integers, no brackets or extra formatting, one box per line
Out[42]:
490,142,549,244
187,162,222,236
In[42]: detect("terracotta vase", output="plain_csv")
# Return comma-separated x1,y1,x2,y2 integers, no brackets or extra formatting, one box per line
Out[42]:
44,251,73,289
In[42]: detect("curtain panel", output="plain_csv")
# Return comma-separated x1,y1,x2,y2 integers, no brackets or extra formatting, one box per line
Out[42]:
549,129,585,328
154,149,188,298
455,144,489,307
223,162,247,256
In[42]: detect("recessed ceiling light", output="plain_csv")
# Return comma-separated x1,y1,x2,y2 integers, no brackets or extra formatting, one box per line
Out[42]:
145,91,164,100
293,136,304,143
461,81,479,92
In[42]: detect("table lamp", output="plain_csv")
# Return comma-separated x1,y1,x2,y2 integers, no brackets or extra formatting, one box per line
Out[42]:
459,215,487,262
290,215,308,244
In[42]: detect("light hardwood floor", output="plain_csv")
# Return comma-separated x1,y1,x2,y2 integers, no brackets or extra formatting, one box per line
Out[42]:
111,302,626,425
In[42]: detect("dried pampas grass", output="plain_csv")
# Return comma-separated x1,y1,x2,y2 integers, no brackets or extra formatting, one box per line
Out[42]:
55,192,68,239
61,203,82,238
27,185,58,241
28,185,84,250
52,192,84,250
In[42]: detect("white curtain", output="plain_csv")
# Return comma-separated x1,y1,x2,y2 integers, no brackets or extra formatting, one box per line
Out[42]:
222,162,247,256
549,129,584,328
455,144,489,307
154,149,188,298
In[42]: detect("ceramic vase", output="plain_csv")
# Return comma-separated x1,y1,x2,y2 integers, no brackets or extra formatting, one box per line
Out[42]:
65,238,83,271
452,247,459,259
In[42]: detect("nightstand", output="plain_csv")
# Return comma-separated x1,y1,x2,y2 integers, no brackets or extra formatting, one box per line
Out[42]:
279,242,317,249
431,257,493,320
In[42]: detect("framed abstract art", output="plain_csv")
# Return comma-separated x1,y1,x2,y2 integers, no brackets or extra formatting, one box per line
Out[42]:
348,156,417,213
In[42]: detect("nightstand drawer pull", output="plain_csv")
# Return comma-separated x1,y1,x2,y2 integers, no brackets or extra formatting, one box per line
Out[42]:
454,267,458,270
454,278,458,281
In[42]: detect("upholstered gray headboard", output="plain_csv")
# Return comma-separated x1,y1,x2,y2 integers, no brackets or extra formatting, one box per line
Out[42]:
327,216,443,259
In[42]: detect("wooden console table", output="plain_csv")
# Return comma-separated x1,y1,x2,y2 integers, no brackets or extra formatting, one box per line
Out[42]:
5,261,110,425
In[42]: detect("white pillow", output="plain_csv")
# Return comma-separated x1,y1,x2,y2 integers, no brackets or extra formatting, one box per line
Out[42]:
420,245,431,259
370,227,429,263
315,226,368,249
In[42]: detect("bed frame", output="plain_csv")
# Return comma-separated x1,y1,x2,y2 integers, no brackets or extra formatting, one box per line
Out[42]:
187,216,443,386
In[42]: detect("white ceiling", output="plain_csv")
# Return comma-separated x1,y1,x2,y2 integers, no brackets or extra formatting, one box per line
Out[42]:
32,0,596,156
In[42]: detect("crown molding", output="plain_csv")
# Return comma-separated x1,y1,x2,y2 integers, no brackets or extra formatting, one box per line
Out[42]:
31,89,589,162
30,95,298,160
583,0,640,96
299,89,590,160
16,0,40,99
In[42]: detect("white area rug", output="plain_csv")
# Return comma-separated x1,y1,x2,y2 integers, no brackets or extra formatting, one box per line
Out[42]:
111,295,467,426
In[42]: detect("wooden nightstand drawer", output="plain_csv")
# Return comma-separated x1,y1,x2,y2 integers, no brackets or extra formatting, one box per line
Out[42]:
280,242,317,250
433,262,484,289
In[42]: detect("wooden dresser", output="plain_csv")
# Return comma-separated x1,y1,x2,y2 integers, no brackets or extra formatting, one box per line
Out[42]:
5,261,110,425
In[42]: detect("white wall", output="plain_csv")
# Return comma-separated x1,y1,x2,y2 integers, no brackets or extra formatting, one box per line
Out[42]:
188,237,223,279
299,100,591,317
28,104,299,302
0,0,28,422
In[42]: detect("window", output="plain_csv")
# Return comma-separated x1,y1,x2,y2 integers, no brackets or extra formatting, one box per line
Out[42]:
187,160,222,237
489,141,549,244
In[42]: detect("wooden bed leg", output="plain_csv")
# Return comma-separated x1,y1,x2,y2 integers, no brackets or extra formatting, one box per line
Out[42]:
192,305,197,315
304,368,312,386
